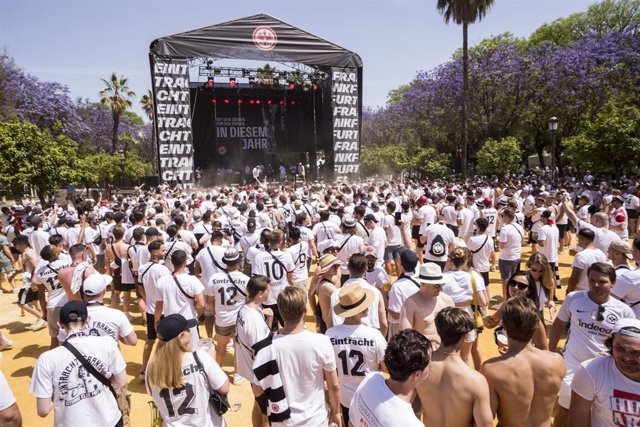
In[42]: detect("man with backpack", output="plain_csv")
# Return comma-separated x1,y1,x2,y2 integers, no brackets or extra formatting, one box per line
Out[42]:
420,215,455,271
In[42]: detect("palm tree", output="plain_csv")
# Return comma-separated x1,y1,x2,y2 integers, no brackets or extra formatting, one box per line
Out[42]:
437,0,495,177
99,73,135,153
257,63,276,86
140,89,157,174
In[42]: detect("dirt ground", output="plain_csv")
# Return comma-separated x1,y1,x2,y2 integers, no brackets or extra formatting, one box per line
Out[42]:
0,245,570,426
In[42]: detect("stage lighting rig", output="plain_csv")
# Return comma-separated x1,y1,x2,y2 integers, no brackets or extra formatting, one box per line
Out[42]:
229,77,237,88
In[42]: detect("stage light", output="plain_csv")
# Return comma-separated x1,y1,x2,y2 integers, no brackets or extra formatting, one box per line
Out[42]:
224,99,230,104
267,100,272,105
291,101,296,105
280,100,284,105
313,84,318,91
206,77,214,88
249,99,255,105
229,78,236,88
238,99,243,104
211,98,217,104
256,100,261,105
289,83,295,90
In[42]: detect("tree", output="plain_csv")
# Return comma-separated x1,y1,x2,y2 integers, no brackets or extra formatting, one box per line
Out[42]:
140,89,157,173
476,136,522,176
410,147,451,178
257,63,276,86
437,0,495,177
360,145,409,178
99,73,135,153
0,121,79,199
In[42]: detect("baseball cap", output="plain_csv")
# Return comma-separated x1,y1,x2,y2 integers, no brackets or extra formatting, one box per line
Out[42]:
364,246,378,258
363,214,378,223
609,240,633,259
83,274,113,297
417,196,428,207
144,227,162,237
156,314,198,342
612,318,640,338
483,198,493,208
60,301,88,324
247,217,257,229
114,212,126,221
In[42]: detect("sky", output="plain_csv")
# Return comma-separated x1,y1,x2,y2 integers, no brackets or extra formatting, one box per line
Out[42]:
2,0,600,118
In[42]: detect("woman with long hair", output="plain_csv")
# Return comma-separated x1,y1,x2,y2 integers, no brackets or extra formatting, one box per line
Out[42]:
525,253,556,313
482,271,548,351
147,314,229,427
442,247,489,369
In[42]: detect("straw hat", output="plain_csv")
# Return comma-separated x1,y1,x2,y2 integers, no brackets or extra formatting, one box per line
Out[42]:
334,283,374,318
318,254,341,273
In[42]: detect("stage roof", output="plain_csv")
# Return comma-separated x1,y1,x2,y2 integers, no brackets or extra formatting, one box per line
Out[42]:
149,13,363,71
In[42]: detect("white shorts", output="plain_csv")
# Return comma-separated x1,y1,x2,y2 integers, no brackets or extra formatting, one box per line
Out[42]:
558,368,576,409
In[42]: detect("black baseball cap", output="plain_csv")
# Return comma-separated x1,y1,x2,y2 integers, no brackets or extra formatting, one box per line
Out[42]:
363,214,378,222
60,301,88,325
144,227,162,237
247,217,257,229
156,314,198,342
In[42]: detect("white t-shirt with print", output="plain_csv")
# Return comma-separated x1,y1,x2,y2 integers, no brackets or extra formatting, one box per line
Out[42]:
58,304,134,343
571,248,608,291
195,245,226,289
209,270,249,326
350,372,423,427
572,355,640,427
423,222,455,262
252,250,295,305
147,350,228,427
612,268,640,318
235,304,271,384
557,291,635,369
35,258,72,309
269,330,336,427
0,370,15,411
30,336,126,427
325,324,387,408
331,279,381,329
286,241,310,283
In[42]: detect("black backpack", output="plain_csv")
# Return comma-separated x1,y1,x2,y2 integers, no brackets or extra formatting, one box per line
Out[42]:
429,233,446,257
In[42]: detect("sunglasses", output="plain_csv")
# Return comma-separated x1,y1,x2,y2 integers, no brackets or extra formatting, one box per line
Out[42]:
596,305,605,322
508,280,529,290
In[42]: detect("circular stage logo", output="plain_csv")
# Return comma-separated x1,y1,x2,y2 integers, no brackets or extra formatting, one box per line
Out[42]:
218,146,227,155
253,26,277,51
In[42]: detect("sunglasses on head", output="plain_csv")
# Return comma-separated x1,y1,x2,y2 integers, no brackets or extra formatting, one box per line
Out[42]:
508,280,529,290
596,305,605,321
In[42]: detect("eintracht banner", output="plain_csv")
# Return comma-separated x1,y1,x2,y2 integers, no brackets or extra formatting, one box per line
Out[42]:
151,58,194,184
331,68,360,179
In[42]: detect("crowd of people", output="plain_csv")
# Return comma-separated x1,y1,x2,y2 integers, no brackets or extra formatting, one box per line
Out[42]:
0,172,639,426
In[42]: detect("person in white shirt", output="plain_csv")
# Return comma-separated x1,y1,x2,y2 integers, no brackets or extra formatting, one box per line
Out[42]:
567,228,608,293
364,246,390,298
154,250,205,350
286,228,310,291
416,198,437,264
549,262,636,426
252,229,295,331
364,214,386,267
210,248,249,376
336,218,365,284
537,210,560,288
312,209,340,243
326,283,387,426
458,197,476,243
0,369,21,426
254,286,341,426
29,301,128,427
570,318,640,427
609,195,629,240
498,208,524,301
196,230,227,336
381,201,404,275
139,241,171,377
387,250,420,338
612,238,640,318
468,218,495,292
235,275,273,427
421,219,456,271
146,313,229,427
350,329,431,427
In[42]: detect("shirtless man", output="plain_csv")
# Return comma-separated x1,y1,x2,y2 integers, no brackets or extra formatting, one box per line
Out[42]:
57,244,96,302
481,297,565,427
399,262,454,345
417,307,493,427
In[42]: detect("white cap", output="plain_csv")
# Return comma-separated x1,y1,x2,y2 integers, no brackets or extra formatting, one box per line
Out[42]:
612,318,640,339
83,274,113,297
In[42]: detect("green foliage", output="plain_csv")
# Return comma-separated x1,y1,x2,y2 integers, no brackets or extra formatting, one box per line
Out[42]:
360,145,409,177
386,83,413,105
563,98,640,173
410,148,451,177
476,136,522,176
0,120,79,196
75,151,152,188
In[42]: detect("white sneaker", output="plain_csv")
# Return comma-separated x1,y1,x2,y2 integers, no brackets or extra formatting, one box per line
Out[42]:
0,339,13,351
31,318,47,331
232,374,244,385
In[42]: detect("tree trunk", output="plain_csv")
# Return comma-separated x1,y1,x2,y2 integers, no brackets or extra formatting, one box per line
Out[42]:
111,112,120,154
462,22,469,178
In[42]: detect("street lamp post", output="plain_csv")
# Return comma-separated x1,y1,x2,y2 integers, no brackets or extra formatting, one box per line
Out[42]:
548,117,558,181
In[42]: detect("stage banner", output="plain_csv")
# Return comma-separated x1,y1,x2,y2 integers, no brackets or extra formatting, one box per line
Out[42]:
331,67,359,179
151,58,194,185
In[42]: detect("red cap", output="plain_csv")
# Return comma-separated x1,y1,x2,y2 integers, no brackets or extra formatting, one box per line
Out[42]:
483,198,492,208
